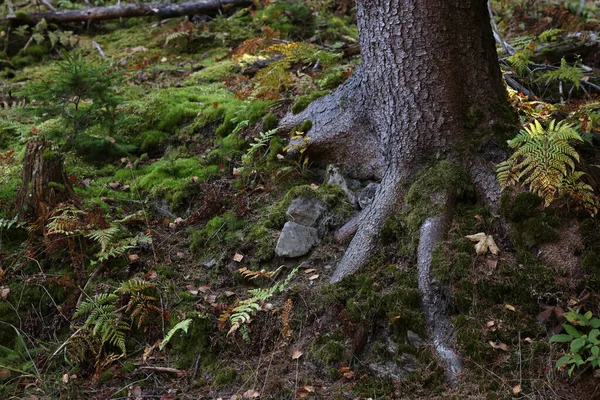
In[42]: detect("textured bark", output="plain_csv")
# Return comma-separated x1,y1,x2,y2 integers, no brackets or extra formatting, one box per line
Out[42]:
2,0,252,25
17,140,75,221
283,0,510,283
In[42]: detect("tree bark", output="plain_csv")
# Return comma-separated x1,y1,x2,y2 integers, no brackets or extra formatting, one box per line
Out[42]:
17,140,75,222
2,0,252,25
282,0,511,282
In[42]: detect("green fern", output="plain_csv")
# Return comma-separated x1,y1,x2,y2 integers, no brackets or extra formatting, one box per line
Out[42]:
539,57,584,90
74,293,128,354
228,266,299,335
497,120,595,213
242,128,278,166
85,226,119,253
160,319,192,351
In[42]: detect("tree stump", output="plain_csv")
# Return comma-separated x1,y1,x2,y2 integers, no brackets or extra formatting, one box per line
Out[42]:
17,140,75,221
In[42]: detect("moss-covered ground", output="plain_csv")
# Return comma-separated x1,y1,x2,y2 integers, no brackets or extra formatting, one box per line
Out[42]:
1,1,600,399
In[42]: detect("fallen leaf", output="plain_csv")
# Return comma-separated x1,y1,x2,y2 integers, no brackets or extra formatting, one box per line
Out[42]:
304,269,317,274
233,253,244,262
296,385,315,398
512,385,521,395
243,389,260,399
186,285,198,295
486,257,498,269
0,286,9,300
342,370,355,379
174,217,185,224
310,183,319,190
106,136,116,143
192,176,199,183
224,291,235,297
198,285,211,293
505,304,516,312
523,337,533,344
308,274,319,280
128,254,140,262
486,321,495,328
465,232,499,255
62,373,69,383
128,46,148,53
161,57,168,62
489,341,509,351
276,154,285,160
291,349,303,360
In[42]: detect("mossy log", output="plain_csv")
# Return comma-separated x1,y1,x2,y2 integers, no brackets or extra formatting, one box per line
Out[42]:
17,140,75,221
2,0,252,25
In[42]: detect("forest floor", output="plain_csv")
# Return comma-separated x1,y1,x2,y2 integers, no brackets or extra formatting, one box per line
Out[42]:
2,1,600,399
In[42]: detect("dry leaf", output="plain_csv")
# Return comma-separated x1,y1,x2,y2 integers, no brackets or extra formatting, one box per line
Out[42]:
342,370,355,379
0,286,9,300
489,341,509,351
243,389,260,399
291,349,303,360
304,269,317,274
224,291,235,297
160,57,168,62
233,253,244,262
486,321,495,328
276,154,285,160
308,274,319,280
512,385,521,395
310,183,319,190
186,285,198,296
505,304,516,312
198,285,211,293
128,46,148,53
524,337,533,344
192,176,199,183
465,232,499,255
128,254,140,262
61,373,69,383
296,386,315,398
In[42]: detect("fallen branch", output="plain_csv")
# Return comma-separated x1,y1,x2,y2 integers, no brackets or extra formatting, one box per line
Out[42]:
1,0,252,25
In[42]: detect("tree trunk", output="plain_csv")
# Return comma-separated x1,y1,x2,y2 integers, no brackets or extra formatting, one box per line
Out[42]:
17,140,75,222
2,0,252,25
282,0,510,282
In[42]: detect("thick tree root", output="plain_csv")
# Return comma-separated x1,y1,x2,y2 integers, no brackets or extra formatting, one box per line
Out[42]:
280,73,383,180
417,205,462,386
330,170,403,283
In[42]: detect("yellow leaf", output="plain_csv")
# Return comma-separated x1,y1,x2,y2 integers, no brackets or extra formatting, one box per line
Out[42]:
505,304,516,312
233,253,244,262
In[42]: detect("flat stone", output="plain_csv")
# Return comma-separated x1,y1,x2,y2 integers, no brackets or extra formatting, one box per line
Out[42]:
286,197,328,227
407,330,425,347
275,222,321,258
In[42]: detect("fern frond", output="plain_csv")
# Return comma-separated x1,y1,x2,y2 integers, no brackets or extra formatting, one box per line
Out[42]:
497,119,594,211
86,226,119,253
538,58,584,89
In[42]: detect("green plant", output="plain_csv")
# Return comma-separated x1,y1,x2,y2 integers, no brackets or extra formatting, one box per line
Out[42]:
550,310,600,376
223,266,299,335
27,51,121,135
241,128,278,166
497,119,596,214
74,293,129,354
538,57,584,90
160,319,192,350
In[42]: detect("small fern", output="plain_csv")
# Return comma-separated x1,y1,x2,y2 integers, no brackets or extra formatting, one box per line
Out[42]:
160,319,192,351
85,226,119,253
539,57,584,90
117,279,161,329
226,266,299,335
497,120,596,214
74,293,128,354
242,129,278,166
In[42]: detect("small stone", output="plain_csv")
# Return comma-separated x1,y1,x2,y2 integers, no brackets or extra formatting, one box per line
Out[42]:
275,222,320,258
358,183,379,209
407,330,425,347
286,197,327,227
325,165,357,205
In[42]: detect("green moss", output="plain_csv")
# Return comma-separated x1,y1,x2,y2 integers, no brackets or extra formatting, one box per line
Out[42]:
310,331,346,366
138,130,169,152
297,120,312,134
291,91,330,114
266,184,353,230
189,60,235,83
47,181,65,192
404,161,473,237
18,44,47,61
42,148,58,161
255,1,314,38
98,369,115,382
66,134,136,164
244,224,276,262
262,113,279,131
353,376,395,399
190,211,246,254
214,368,237,385
134,157,219,211
169,313,215,369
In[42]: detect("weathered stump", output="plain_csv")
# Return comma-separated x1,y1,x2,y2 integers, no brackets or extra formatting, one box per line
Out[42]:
17,140,75,221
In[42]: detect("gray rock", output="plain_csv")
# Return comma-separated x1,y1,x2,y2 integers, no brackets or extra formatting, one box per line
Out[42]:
358,182,379,209
407,330,425,347
275,222,321,258
286,197,327,227
325,165,357,206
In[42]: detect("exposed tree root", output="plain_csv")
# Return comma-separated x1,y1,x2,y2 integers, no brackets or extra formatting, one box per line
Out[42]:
330,169,404,283
416,197,462,386
280,73,383,180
